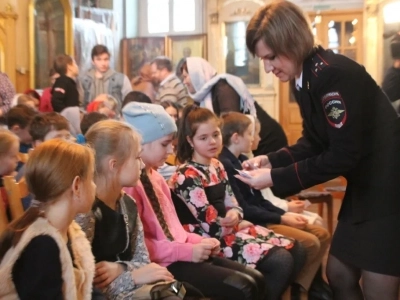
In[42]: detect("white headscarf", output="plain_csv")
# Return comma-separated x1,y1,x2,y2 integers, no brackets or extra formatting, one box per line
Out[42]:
187,57,256,116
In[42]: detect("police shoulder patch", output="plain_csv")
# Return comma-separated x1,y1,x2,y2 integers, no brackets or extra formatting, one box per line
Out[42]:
322,92,347,129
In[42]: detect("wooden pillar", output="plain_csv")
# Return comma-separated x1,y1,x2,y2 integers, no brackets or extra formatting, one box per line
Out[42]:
0,4,18,86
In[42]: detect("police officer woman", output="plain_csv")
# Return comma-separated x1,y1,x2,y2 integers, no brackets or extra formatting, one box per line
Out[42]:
237,1,400,300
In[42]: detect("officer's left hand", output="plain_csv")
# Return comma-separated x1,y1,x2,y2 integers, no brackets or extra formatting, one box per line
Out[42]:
235,168,273,190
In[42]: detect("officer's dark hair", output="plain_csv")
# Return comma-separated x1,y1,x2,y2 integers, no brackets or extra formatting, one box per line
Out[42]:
220,112,252,147
246,1,315,67
53,54,73,75
91,44,110,60
151,56,173,72
176,104,221,163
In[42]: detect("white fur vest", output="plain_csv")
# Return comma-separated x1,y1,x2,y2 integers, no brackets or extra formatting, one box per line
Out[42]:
0,217,95,300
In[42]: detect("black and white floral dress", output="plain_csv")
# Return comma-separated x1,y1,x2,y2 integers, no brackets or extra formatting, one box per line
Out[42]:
170,159,294,268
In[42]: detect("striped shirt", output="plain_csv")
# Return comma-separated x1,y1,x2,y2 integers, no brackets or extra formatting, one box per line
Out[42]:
156,74,188,106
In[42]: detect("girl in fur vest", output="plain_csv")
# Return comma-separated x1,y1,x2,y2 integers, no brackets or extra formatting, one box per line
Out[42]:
0,139,96,300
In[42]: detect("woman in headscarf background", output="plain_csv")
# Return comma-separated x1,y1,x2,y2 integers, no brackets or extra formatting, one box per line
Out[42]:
181,57,288,155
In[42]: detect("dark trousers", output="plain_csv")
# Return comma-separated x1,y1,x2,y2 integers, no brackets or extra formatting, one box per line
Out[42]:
167,256,265,300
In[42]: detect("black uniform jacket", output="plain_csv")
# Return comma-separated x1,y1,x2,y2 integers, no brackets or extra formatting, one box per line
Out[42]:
268,46,400,223
219,147,285,225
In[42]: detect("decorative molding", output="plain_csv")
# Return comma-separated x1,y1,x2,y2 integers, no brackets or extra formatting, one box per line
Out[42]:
230,7,253,16
223,0,265,7
0,3,18,20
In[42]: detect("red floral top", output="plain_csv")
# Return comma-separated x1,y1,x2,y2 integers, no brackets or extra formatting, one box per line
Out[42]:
170,158,295,268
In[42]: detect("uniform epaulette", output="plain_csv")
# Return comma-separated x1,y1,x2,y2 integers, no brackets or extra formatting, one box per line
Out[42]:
311,53,329,77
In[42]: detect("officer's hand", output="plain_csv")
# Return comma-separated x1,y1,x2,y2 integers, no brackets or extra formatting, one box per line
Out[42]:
242,155,272,170
234,168,273,190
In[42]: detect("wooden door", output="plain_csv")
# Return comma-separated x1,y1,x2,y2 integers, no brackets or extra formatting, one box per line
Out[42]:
280,10,363,145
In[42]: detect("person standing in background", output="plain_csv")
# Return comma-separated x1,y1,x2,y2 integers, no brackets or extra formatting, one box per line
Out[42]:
151,56,188,106
81,45,132,111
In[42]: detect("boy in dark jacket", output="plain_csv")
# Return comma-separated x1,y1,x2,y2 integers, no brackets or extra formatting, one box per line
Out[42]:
51,54,79,112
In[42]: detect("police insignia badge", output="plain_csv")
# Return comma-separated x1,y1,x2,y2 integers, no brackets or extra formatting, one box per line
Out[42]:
322,92,347,128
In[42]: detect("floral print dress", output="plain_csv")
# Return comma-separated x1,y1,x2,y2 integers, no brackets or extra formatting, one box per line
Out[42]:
170,158,294,268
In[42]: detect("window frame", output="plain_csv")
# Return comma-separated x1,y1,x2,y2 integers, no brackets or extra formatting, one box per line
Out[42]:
139,0,205,36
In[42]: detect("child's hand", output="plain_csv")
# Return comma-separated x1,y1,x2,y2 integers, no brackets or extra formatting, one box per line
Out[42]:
94,261,124,289
201,238,221,256
131,263,174,285
192,243,213,262
281,214,308,229
220,209,240,227
287,200,305,213
238,220,253,231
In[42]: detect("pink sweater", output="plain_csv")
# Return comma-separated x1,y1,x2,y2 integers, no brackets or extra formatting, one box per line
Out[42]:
124,170,203,266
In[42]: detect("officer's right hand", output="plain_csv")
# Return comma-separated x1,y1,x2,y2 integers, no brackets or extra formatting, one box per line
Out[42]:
242,155,272,170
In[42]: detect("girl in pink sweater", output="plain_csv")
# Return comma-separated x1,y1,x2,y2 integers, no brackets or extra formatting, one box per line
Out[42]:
123,102,266,300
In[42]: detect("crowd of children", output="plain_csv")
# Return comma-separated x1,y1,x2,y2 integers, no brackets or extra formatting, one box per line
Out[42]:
0,41,332,299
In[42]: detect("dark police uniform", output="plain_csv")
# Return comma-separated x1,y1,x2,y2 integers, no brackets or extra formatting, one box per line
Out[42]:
267,46,400,276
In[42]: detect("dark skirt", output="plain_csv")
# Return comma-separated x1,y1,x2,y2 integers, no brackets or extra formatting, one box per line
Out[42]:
330,212,400,276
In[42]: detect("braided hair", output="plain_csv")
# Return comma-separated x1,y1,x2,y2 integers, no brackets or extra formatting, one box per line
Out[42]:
140,169,174,241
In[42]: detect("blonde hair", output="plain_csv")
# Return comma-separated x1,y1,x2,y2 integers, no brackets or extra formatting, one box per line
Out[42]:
0,130,19,157
26,139,94,201
0,139,94,260
246,0,315,67
85,119,141,175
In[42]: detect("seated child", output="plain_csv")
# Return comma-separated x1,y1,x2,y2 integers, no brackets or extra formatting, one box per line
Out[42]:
86,94,118,119
218,112,331,298
29,113,72,147
80,112,108,135
60,107,84,137
6,104,38,153
51,54,80,113
123,102,267,300
11,94,39,111
170,105,306,300
0,139,96,299
121,91,152,112
77,119,185,300
0,130,19,219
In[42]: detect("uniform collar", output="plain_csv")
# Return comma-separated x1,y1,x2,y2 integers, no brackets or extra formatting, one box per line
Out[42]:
295,72,303,90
